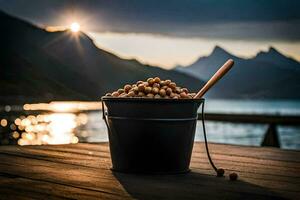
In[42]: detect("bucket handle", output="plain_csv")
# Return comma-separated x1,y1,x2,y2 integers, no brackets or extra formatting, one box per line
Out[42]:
101,100,112,135
201,100,224,176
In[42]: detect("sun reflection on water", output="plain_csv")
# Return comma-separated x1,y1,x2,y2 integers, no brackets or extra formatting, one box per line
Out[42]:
0,102,99,145
23,101,101,112
16,112,86,145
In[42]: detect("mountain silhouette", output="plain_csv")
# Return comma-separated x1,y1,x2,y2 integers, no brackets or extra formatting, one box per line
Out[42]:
175,46,300,99
0,10,204,103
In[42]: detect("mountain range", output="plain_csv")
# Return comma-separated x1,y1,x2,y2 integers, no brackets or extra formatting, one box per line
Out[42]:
175,46,300,99
0,10,204,104
1,10,300,103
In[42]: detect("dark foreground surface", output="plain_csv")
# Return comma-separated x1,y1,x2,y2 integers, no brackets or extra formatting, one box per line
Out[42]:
0,142,299,199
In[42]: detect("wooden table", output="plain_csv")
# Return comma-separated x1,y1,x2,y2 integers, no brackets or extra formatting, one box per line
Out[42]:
0,142,299,199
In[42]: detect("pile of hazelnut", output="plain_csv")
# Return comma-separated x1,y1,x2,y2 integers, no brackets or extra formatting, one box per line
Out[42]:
105,77,196,99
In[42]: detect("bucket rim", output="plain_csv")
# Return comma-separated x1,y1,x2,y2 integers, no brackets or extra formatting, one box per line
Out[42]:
101,96,204,102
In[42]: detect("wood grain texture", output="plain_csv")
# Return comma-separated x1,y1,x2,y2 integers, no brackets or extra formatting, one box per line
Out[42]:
0,142,299,200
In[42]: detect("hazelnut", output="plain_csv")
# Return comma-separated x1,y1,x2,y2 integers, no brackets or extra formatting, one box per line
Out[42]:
189,93,196,98
166,88,173,95
229,173,238,181
146,93,154,98
152,87,159,94
136,80,143,85
175,87,181,94
154,77,161,83
159,89,166,97
165,80,171,85
118,89,125,94
169,82,176,89
106,78,193,99
133,86,139,93
138,92,145,97
128,91,135,97
180,92,188,98
160,81,166,86
181,88,189,93
105,93,112,96
217,168,225,177
169,92,176,98
144,86,152,94
143,82,149,87
112,92,119,97
120,93,128,97
138,84,145,92
153,83,160,88
147,78,155,85
124,84,132,92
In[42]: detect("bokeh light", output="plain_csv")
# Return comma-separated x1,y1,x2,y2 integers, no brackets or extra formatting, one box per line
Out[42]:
0,119,7,127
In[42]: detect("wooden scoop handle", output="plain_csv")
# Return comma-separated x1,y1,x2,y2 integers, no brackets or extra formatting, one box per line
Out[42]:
194,59,234,99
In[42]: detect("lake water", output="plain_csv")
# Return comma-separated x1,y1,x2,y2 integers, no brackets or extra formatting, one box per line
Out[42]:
0,100,299,150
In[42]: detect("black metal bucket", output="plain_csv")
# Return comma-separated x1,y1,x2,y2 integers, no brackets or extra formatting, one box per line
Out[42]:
101,97,204,174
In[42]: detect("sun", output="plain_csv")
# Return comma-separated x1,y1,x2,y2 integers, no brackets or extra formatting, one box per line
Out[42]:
70,22,80,33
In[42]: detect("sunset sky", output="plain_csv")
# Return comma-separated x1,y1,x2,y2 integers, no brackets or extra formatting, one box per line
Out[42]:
0,0,299,68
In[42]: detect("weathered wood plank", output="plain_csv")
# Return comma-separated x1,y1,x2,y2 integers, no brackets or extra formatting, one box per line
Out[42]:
0,152,299,193
25,143,300,173
53,142,300,163
0,142,299,200
0,155,123,191
0,147,299,185
1,145,297,168
0,150,298,190
0,160,288,200
2,143,299,173
0,145,299,185
1,143,299,184
0,175,129,200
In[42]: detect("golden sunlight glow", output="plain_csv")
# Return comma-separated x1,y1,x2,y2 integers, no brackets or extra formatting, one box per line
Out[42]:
70,22,80,33
23,101,101,112
45,26,67,32
16,113,82,145
13,102,101,145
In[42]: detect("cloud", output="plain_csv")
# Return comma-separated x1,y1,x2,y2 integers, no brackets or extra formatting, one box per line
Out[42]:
0,0,299,41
